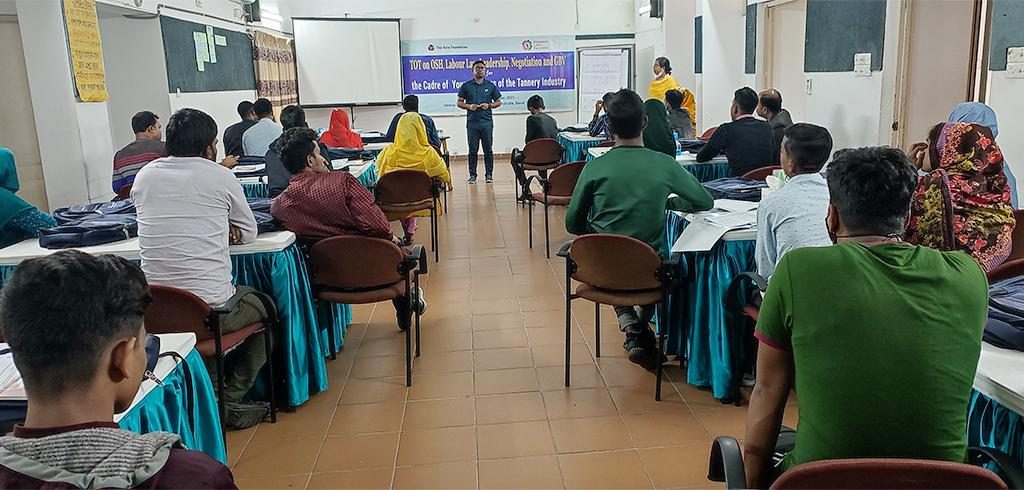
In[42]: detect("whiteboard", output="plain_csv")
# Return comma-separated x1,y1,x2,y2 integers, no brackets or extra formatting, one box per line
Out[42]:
293,18,403,106
577,47,633,122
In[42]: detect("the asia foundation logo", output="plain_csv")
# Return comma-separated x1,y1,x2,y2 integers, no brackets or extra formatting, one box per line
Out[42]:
427,44,435,52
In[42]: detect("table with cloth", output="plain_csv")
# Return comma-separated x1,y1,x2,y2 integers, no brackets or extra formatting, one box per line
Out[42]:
969,342,1024,466
239,160,379,198
587,147,730,183
0,231,350,409
558,132,606,162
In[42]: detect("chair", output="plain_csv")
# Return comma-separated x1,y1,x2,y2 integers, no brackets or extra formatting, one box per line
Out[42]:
115,184,132,201
556,235,681,400
308,236,427,386
511,138,563,204
596,140,615,148
699,126,718,142
145,285,279,432
432,145,449,214
526,161,586,258
708,436,1024,489
742,166,782,181
375,169,442,263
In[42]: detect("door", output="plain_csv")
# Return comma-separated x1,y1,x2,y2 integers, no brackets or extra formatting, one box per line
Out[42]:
0,17,47,209
766,0,807,123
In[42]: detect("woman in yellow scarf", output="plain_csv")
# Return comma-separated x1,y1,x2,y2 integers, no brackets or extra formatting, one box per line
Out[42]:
377,112,452,241
648,57,696,133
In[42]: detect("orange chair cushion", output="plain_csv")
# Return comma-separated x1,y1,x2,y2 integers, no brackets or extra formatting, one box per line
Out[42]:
575,284,663,306
318,280,407,305
531,193,571,206
196,322,264,357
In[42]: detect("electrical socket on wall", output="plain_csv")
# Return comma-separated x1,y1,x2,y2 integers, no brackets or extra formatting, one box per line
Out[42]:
1008,63,1024,79
195,0,203,7
854,53,872,77
1008,47,1024,65
805,78,813,95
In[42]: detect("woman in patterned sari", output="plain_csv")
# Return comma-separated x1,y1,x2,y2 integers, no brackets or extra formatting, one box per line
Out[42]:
906,122,1015,271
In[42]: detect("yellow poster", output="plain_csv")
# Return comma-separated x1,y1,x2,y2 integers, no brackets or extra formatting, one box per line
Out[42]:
62,0,107,102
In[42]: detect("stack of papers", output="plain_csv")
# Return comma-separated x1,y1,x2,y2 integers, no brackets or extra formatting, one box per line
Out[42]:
713,199,759,213
330,158,350,171
704,210,757,229
357,130,385,138
0,346,25,400
233,164,265,174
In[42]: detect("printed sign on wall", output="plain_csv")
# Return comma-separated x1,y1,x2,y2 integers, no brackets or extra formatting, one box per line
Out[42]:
63,0,108,102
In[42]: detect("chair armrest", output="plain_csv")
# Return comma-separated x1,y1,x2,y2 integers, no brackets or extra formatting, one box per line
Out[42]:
555,240,573,258
969,446,1024,488
525,174,550,195
708,436,746,489
987,258,1024,283
663,252,682,269
211,289,280,328
724,271,768,313
404,244,428,275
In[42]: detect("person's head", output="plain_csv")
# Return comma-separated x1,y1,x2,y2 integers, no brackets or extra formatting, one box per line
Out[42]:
653,57,672,77
921,122,947,172
731,87,759,120
605,89,646,140
280,105,308,130
757,89,782,119
402,95,420,113
131,111,161,141
781,123,833,177
472,60,486,80
949,102,998,138
0,251,151,413
165,108,219,161
527,95,545,114
825,146,917,241
665,89,684,110
253,98,274,120
237,101,256,121
280,127,328,175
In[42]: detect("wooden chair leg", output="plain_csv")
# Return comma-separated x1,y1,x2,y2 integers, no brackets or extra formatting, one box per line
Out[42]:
595,302,601,358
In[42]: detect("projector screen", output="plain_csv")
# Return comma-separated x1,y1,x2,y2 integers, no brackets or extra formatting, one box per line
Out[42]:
293,18,403,106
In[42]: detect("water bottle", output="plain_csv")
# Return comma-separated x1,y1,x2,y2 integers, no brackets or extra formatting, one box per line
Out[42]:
674,131,682,157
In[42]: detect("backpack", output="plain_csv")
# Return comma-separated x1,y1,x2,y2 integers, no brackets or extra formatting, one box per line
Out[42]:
38,214,138,249
247,197,280,234
703,177,767,202
52,200,136,225
986,276,1024,351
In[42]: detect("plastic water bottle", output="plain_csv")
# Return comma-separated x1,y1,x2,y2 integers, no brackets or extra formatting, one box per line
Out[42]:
674,131,682,157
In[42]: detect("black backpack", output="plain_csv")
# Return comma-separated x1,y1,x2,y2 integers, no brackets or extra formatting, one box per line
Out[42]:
986,276,1024,351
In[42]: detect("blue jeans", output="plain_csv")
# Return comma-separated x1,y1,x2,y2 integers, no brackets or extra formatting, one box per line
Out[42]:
467,124,494,179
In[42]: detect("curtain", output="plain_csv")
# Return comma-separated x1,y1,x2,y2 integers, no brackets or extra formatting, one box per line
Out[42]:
252,31,297,112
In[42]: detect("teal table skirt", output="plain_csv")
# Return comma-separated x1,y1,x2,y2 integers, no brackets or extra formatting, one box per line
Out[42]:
968,389,1024,466
659,211,755,400
558,133,605,163
241,165,378,199
118,349,226,463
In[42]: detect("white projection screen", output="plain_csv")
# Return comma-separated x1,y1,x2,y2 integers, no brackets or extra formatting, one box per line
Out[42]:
293,18,403,106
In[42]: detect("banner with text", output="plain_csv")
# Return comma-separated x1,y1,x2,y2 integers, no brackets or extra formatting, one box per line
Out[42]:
401,36,575,115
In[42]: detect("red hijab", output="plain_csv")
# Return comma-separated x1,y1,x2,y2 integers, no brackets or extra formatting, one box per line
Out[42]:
320,109,363,149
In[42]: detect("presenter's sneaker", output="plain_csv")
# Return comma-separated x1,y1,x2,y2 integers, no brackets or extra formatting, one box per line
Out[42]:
485,176,494,183
415,287,427,315
224,401,270,430
468,176,477,184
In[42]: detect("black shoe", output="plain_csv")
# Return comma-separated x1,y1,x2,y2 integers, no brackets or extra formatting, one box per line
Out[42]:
224,401,270,430
624,330,659,370
400,236,413,246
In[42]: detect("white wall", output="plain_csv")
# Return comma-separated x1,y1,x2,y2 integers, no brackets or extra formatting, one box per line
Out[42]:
989,72,1024,199
0,16,46,209
700,0,748,130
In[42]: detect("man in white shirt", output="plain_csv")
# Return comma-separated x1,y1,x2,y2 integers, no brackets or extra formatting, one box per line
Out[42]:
133,108,270,430
242,98,282,157
755,123,834,279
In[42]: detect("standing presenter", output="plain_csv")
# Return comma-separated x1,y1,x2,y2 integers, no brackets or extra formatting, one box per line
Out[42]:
457,60,502,183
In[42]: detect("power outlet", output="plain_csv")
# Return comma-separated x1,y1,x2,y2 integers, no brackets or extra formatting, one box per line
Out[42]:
1008,47,1024,64
805,77,813,95
1008,63,1024,79
195,0,203,7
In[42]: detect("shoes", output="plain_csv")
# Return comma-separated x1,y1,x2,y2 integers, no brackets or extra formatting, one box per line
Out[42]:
741,373,756,387
468,176,477,184
400,235,414,246
224,401,270,430
623,329,665,371
415,287,427,315
485,176,494,183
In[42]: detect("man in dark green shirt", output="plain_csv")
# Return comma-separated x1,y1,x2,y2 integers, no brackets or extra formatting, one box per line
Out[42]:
566,88,713,369
744,146,988,488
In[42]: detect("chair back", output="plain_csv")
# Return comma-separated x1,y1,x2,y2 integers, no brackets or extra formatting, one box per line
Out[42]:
1009,209,1024,261
569,234,662,291
375,169,436,219
309,236,405,290
742,166,781,181
547,161,586,197
145,285,215,341
522,138,562,165
699,126,718,141
772,458,1007,490
432,145,443,157
116,184,133,201
596,140,615,148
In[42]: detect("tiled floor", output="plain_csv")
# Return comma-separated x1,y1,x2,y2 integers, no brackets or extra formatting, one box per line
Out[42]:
228,158,799,489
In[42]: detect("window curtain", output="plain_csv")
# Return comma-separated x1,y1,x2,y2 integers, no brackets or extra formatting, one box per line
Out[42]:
252,31,297,113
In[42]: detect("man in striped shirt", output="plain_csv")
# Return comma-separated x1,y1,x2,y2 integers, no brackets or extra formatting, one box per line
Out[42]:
112,111,166,196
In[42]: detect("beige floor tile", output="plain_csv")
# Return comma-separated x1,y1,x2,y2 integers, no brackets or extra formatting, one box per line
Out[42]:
328,401,405,435
639,444,715,489
315,432,400,473
393,461,478,489
622,412,711,447
608,386,686,416
543,388,619,420
526,325,585,346
233,437,322,478
532,344,594,367
235,474,309,489
472,298,520,315
692,406,749,440
539,363,605,391
404,397,476,429
418,330,474,353
475,367,541,395
225,426,255,468
398,426,477,465
549,416,634,454
472,312,526,331
475,392,549,425
407,372,476,400
558,450,652,489
477,420,556,460
474,347,534,371
250,410,332,443
339,377,408,405
412,350,474,375
474,328,530,349
350,354,407,379
478,455,565,490
307,468,393,489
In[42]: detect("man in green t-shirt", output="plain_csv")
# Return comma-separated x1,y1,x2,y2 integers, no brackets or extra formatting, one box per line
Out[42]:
743,146,988,488
566,88,713,369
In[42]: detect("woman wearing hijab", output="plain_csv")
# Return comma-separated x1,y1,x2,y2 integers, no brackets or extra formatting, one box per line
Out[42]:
376,113,452,243
0,148,56,248
643,98,677,157
948,102,1017,208
906,122,1015,271
319,109,364,149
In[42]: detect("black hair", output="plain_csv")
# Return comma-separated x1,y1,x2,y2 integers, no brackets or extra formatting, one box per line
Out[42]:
237,101,255,119
253,98,274,118
131,111,159,134
280,105,308,130
784,123,833,174
602,92,615,104
734,87,759,114
927,122,945,170
759,89,782,114
279,127,319,175
164,108,218,157
605,89,645,139
826,146,917,235
403,95,420,112
527,95,545,110
0,251,151,396
665,89,684,110
655,56,672,75
473,60,486,68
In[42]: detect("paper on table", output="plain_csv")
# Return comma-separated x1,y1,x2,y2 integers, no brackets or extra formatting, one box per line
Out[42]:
233,164,265,174
330,158,350,171
0,346,25,400
704,210,757,229
673,220,732,253
714,199,759,213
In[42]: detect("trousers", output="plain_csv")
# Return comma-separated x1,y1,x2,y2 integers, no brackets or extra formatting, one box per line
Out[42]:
613,305,657,335
205,286,270,403
467,124,495,178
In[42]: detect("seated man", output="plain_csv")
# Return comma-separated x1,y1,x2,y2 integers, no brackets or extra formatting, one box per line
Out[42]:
242,98,282,157
386,95,441,149
511,95,561,197
743,147,988,488
587,92,614,138
665,89,695,140
695,87,776,176
271,128,425,328
757,88,794,164
132,108,269,430
0,250,236,488
265,105,331,198
223,101,258,157
112,111,167,195
566,89,713,368
755,123,833,279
